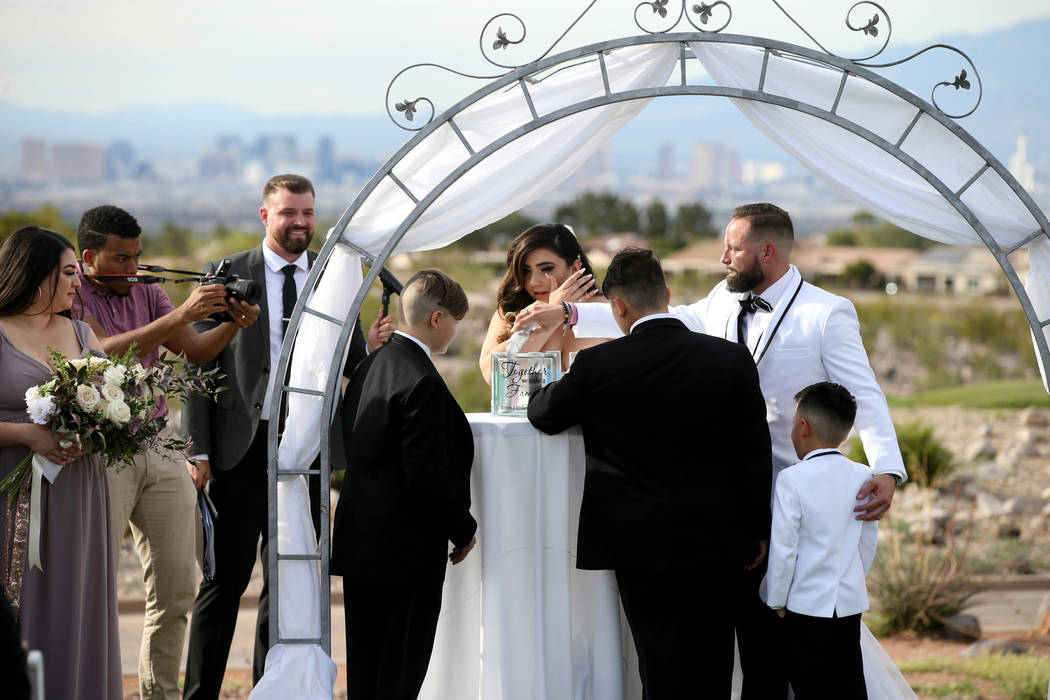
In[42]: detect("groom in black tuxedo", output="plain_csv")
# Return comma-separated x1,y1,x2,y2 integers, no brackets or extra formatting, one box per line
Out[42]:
331,269,477,700
528,248,772,698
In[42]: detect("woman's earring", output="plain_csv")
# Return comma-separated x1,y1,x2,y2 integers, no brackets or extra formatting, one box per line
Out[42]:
33,288,42,302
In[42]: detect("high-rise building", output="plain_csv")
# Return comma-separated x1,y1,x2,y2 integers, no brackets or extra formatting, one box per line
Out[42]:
689,141,740,190
254,135,297,170
317,136,337,182
21,139,47,180
106,140,136,180
1009,128,1036,192
52,142,107,181
656,142,674,181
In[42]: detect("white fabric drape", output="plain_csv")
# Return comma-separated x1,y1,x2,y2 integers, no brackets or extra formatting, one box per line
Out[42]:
250,42,679,697
254,36,1050,697
250,249,362,699
343,42,680,257
690,41,1050,389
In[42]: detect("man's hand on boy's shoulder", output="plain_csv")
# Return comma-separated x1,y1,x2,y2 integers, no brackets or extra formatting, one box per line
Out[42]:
854,473,897,521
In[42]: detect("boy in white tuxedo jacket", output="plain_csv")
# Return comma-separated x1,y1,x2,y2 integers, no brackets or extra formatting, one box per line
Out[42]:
764,381,877,700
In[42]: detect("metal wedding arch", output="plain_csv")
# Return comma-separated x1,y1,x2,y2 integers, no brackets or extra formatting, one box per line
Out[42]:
264,0,1050,654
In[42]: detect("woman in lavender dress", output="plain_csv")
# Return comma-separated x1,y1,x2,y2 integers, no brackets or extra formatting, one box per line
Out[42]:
0,226,120,699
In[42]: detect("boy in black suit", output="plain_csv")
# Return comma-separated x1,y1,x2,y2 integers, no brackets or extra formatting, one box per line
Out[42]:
527,248,771,699
331,269,477,700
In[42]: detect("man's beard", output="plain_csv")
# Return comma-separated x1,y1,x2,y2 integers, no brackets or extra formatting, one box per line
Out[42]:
275,226,313,255
725,256,764,293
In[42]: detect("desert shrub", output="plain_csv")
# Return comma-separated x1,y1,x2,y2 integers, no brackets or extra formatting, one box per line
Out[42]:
867,495,980,636
952,303,1031,355
847,420,955,489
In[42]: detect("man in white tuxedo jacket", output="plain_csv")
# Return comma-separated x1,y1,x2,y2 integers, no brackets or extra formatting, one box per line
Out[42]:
764,381,877,700
514,202,905,698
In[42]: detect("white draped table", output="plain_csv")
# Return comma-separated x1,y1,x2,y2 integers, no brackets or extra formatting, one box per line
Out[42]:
419,413,641,700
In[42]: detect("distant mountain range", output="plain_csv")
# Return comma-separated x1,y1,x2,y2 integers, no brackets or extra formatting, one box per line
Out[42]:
1,18,1047,172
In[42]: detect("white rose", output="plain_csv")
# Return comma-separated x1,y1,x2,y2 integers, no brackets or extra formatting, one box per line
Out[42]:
68,358,88,370
24,387,56,424
102,399,132,425
75,384,101,411
103,365,127,386
100,384,124,403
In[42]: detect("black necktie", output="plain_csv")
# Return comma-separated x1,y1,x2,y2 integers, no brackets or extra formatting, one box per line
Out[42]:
737,295,771,345
281,264,298,338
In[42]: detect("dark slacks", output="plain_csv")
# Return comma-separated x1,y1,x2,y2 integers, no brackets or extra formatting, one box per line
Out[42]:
786,610,867,700
735,560,790,700
344,576,444,700
615,568,735,700
183,425,271,699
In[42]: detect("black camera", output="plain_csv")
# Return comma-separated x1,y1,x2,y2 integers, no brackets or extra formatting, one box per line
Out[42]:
201,258,263,322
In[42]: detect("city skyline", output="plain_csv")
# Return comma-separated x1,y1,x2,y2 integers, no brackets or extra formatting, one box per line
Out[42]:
3,0,1049,116
4,0,1049,237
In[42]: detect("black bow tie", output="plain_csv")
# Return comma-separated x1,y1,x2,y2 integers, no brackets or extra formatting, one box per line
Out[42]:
739,295,772,314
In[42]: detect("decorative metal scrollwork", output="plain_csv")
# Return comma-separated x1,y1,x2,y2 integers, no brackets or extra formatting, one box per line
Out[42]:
385,0,983,130
768,1,981,118
633,1,732,34
386,0,598,130
867,44,983,118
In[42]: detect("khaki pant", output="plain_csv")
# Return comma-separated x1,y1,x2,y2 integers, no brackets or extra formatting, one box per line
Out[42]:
108,427,201,700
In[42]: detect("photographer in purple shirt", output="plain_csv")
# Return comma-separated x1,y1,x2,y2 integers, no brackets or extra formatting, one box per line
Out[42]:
72,204,258,700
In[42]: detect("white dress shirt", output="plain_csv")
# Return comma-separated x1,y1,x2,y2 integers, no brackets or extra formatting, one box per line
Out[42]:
762,449,878,617
629,312,677,334
738,269,793,351
393,330,432,360
260,243,310,418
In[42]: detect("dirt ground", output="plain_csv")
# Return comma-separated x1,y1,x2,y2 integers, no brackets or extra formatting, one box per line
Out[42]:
120,634,1050,699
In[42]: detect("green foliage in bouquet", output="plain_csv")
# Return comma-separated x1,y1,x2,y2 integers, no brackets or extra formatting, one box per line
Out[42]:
0,344,223,502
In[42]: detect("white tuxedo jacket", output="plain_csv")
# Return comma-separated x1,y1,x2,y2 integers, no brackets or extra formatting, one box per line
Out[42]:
575,266,906,487
762,450,878,617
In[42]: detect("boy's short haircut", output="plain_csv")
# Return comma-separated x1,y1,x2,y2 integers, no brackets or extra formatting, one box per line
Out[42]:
794,382,857,445
399,269,469,326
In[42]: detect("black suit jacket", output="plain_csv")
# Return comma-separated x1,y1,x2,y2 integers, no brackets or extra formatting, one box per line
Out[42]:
527,317,771,572
330,333,477,583
183,246,366,471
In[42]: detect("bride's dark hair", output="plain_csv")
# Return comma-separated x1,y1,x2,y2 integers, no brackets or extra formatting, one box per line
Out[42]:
0,226,76,316
496,223,597,315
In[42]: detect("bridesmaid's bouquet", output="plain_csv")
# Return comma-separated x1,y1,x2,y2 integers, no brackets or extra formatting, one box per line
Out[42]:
0,346,221,502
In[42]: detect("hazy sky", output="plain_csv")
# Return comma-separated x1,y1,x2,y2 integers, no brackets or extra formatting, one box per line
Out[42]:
3,0,1049,115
